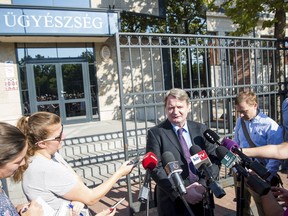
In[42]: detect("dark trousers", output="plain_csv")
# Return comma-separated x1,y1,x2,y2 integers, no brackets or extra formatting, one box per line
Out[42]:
157,196,206,216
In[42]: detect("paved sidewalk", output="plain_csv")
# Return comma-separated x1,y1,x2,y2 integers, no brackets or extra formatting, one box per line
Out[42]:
91,171,288,216
5,121,288,215
88,184,238,216
88,183,238,216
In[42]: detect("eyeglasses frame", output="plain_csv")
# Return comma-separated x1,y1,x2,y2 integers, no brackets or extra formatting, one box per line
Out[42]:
35,124,63,145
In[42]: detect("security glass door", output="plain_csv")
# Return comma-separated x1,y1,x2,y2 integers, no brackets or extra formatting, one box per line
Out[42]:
27,62,91,123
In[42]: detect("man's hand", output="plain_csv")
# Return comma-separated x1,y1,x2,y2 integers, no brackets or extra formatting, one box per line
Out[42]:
271,186,288,207
183,182,206,204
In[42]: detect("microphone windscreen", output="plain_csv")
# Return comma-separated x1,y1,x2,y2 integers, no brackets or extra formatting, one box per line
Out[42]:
216,146,229,160
161,151,175,167
189,145,202,156
221,138,240,151
203,129,220,144
142,152,158,170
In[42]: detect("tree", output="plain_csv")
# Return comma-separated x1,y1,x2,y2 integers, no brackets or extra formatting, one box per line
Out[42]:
120,11,166,33
165,0,207,34
215,0,287,39
120,0,209,89
120,0,208,34
210,0,287,119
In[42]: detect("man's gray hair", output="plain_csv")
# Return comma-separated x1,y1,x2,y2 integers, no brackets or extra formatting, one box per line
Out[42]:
164,88,189,106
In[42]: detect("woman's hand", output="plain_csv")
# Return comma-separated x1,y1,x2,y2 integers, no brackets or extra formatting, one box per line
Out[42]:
19,200,43,216
16,203,27,213
117,160,134,177
69,201,85,216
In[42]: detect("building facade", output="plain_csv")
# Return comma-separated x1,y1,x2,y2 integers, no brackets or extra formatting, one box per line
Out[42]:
0,0,161,124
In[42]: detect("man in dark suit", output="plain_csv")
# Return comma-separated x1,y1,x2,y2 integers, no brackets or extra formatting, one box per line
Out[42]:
146,88,220,216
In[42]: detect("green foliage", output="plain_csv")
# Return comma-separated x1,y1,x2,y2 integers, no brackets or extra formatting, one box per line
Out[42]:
216,0,287,38
120,0,208,34
165,0,207,34
120,11,166,33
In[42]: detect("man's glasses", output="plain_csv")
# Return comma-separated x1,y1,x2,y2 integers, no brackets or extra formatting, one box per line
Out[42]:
35,124,63,144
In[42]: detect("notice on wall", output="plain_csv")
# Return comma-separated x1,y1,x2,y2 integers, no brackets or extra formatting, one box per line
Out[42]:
4,61,14,78
5,78,18,91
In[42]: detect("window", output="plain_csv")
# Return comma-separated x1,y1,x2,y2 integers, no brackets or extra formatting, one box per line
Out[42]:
12,0,90,8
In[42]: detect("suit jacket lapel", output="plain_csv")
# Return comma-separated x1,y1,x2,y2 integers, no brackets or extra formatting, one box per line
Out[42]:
162,119,184,155
187,121,196,146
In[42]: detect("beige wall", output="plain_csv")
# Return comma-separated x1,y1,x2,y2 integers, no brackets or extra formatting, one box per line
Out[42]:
0,0,159,16
95,38,121,120
0,1,28,124
0,1,162,122
0,0,160,15
0,43,22,124
0,0,11,4
91,0,159,16
96,36,166,121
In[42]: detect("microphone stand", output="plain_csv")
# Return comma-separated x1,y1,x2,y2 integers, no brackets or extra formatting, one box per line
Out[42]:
203,187,215,216
235,163,245,216
146,183,150,216
138,171,151,216
145,180,154,216
178,194,195,216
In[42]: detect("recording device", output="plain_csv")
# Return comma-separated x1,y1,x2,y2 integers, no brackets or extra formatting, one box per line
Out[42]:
222,138,271,180
190,145,212,169
221,137,239,151
217,146,238,169
203,129,222,145
216,146,270,196
203,129,271,180
128,156,141,167
190,145,226,198
142,152,158,170
109,198,125,212
162,151,186,195
138,152,158,203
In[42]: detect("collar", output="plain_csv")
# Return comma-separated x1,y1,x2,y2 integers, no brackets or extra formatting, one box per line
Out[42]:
172,121,188,133
248,108,261,122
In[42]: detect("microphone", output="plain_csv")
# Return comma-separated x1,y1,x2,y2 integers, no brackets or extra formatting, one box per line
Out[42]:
221,137,240,151
203,129,222,145
222,138,271,180
190,145,226,198
202,129,271,181
138,152,158,203
190,145,212,169
216,146,270,196
162,151,186,195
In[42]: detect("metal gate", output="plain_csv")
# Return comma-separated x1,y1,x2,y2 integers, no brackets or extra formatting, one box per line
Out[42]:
115,32,282,213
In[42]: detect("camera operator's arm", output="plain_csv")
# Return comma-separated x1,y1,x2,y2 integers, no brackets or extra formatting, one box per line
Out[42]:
243,142,288,160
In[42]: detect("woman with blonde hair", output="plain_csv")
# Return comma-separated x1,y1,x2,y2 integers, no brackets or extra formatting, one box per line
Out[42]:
0,122,43,215
15,112,134,216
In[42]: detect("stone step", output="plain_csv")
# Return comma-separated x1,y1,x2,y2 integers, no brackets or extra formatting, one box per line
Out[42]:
63,128,148,146
61,135,146,153
73,159,145,188
59,132,147,188
60,142,146,167
59,128,234,189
